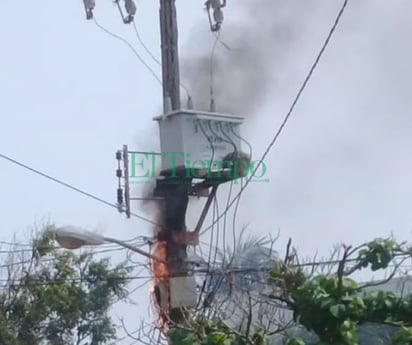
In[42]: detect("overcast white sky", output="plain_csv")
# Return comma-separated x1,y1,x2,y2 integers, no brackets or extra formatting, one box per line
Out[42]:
1,0,412,342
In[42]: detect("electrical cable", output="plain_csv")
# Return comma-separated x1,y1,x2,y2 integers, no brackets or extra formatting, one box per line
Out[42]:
0,247,142,269
222,180,234,261
197,189,219,308
132,21,161,65
204,198,244,316
0,235,151,249
3,1,348,286
206,197,216,274
230,177,243,262
209,197,227,304
131,20,192,101
209,31,220,106
0,240,32,247
219,122,237,154
204,4,236,52
207,121,236,152
0,152,160,228
200,0,350,234
93,16,162,85
211,197,220,270
212,31,238,52
200,194,219,311
198,120,215,173
2,257,410,289
229,124,252,160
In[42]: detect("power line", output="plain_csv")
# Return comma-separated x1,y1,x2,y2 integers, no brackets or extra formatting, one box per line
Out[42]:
3,257,410,289
93,16,162,85
0,240,32,247
0,244,137,255
201,0,350,234
132,21,161,65
1,0,348,259
209,30,220,104
0,235,151,249
1,251,410,288
131,20,191,100
0,152,159,227
0,247,149,269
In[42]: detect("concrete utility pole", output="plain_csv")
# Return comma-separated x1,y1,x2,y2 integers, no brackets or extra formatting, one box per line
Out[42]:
159,0,190,324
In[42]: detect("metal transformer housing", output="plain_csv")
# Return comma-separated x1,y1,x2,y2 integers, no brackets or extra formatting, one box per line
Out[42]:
153,109,245,176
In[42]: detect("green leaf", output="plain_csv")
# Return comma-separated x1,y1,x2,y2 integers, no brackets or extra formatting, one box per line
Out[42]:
169,328,199,345
207,331,230,345
329,304,346,318
286,337,306,345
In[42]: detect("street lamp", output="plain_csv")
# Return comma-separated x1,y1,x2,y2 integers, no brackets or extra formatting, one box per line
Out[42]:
55,225,197,309
55,225,165,263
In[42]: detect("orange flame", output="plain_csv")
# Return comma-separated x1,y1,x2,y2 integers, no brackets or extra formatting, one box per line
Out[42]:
150,240,170,330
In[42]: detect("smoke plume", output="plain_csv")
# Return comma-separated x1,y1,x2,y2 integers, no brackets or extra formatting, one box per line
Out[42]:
181,0,314,116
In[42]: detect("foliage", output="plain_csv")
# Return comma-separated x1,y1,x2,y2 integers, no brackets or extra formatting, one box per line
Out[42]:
169,238,412,345
0,224,132,345
391,326,412,345
168,318,269,345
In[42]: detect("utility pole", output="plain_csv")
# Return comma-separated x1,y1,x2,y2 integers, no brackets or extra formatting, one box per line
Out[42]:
104,0,243,332
160,0,181,112
159,0,190,324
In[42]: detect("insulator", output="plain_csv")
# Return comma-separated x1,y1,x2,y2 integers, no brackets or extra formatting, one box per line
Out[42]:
117,188,124,205
83,0,95,10
116,151,122,160
83,0,95,20
116,169,122,178
125,0,137,16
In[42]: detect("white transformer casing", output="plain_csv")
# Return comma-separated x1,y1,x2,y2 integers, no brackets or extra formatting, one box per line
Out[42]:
153,109,245,175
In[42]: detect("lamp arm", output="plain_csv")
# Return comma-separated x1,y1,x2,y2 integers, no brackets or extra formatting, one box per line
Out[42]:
103,237,166,264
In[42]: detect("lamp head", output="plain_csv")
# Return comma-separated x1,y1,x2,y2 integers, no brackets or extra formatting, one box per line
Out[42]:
55,225,105,249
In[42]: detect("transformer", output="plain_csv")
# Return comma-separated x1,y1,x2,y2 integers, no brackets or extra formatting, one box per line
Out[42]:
153,109,245,178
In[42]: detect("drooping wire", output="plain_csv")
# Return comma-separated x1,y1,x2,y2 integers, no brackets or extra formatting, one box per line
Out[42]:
198,120,215,173
203,195,225,315
222,180,234,262
204,195,217,297
231,177,243,261
200,0,350,234
208,121,236,153
0,240,32,247
93,16,162,85
132,21,161,65
0,246,129,258
209,31,220,108
219,122,238,153
205,4,237,52
194,119,218,311
211,197,220,270
212,31,238,52
229,124,252,160
224,127,253,244
131,20,192,102
0,152,160,227
3,255,411,289
0,235,151,249
0,246,147,269
0,244,129,255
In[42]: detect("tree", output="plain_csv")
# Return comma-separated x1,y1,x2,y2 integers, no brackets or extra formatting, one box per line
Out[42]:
0,224,132,345
168,237,412,345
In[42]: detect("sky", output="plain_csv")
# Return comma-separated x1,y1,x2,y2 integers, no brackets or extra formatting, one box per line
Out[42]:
1,0,412,343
